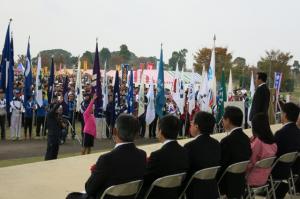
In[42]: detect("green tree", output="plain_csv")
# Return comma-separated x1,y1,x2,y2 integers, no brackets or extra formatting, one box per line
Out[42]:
193,47,233,81
100,47,111,66
168,49,188,71
257,49,293,90
81,51,93,69
119,44,131,62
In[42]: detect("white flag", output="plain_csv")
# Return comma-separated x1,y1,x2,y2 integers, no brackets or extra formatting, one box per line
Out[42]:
207,35,217,111
248,71,255,124
227,69,233,101
75,58,83,112
199,68,209,112
102,61,108,110
146,79,155,125
35,55,43,107
138,72,145,117
177,68,185,114
188,68,195,114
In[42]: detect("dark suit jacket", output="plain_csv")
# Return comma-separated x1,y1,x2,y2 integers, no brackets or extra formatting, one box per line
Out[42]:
272,123,300,179
219,128,252,198
140,141,189,199
85,143,147,199
249,83,270,121
184,134,221,199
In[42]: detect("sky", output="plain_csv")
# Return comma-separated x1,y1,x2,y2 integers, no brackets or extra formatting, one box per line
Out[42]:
0,0,300,68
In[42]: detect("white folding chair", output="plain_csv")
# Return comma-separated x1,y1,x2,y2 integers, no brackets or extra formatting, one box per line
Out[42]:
100,180,143,199
143,172,186,199
269,151,298,199
217,160,250,199
246,156,276,199
179,166,221,199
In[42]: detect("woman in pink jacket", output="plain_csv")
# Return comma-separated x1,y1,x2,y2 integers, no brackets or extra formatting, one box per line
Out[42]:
81,94,97,155
246,113,277,186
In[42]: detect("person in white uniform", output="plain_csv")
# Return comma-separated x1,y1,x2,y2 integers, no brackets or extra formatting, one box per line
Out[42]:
10,90,24,140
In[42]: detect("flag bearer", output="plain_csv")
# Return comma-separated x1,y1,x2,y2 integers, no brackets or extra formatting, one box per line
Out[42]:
10,89,24,140
0,90,6,140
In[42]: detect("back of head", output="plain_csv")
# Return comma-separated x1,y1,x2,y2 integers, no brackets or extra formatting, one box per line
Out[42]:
281,102,300,123
194,111,216,135
116,114,139,142
257,72,267,83
159,114,180,139
252,113,275,144
223,106,243,127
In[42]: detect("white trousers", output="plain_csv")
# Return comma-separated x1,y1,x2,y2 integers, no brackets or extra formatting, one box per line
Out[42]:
10,112,22,139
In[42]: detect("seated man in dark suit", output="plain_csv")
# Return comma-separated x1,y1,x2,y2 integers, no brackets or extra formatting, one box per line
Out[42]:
272,102,300,198
66,114,147,199
219,106,252,198
184,111,221,199
139,114,189,199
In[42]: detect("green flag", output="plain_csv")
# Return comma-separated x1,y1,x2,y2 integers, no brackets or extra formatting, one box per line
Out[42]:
217,68,227,123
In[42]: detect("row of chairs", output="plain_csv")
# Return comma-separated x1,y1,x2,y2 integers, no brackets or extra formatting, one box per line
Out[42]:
97,151,300,199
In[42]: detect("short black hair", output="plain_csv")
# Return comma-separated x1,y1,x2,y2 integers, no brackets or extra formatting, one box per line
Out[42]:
158,114,180,139
223,106,243,127
257,72,267,82
252,113,275,144
194,111,216,135
116,114,139,142
282,102,300,123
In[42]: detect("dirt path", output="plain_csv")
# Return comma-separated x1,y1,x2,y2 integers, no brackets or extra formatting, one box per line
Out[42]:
0,137,157,160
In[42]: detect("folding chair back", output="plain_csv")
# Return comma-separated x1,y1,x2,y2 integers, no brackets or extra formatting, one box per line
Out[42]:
255,156,276,169
179,166,220,199
144,172,186,199
100,180,143,199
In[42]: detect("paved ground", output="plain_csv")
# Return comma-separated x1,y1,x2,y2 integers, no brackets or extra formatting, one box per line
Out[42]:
0,137,158,161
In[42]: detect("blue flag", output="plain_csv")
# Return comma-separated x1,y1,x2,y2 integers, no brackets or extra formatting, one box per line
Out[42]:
127,69,134,114
92,42,103,117
24,38,32,103
155,46,166,118
48,57,55,103
0,22,11,91
62,76,69,115
6,34,14,114
112,70,120,125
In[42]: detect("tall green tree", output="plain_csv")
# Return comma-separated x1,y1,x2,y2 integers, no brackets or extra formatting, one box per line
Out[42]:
193,47,233,81
119,44,131,62
100,47,111,66
168,49,188,70
257,49,293,90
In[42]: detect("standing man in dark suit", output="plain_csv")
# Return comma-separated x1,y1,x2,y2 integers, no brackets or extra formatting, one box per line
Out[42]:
272,102,300,198
139,115,189,199
219,106,252,198
184,111,221,199
249,72,270,122
66,114,147,199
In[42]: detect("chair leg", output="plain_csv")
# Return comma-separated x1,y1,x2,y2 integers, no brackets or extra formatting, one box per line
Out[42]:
290,170,296,196
266,187,270,199
270,176,277,199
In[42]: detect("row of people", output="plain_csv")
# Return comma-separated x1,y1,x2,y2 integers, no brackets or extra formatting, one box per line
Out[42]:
66,102,300,199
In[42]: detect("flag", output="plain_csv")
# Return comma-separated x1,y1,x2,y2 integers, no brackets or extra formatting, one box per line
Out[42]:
138,71,145,117
155,46,166,118
177,68,185,114
102,61,108,111
146,79,155,125
227,69,233,101
35,55,43,107
217,68,227,123
75,58,83,112
6,32,14,114
248,71,255,123
172,63,180,98
127,69,134,114
207,35,217,111
188,68,195,114
199,66,209,112
122,64,129,83
92,41,103,117
48,57,55,103
0,21,11,91
274,72,282,112
62,75,69,114
24,37,32,104
112,70,121,125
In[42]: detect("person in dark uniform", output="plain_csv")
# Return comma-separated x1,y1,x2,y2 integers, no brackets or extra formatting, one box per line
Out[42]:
36,92,48,137
24,95,36,139
249,72,270,121
105,95,114,139
45,102,67,160
67,93,76,139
